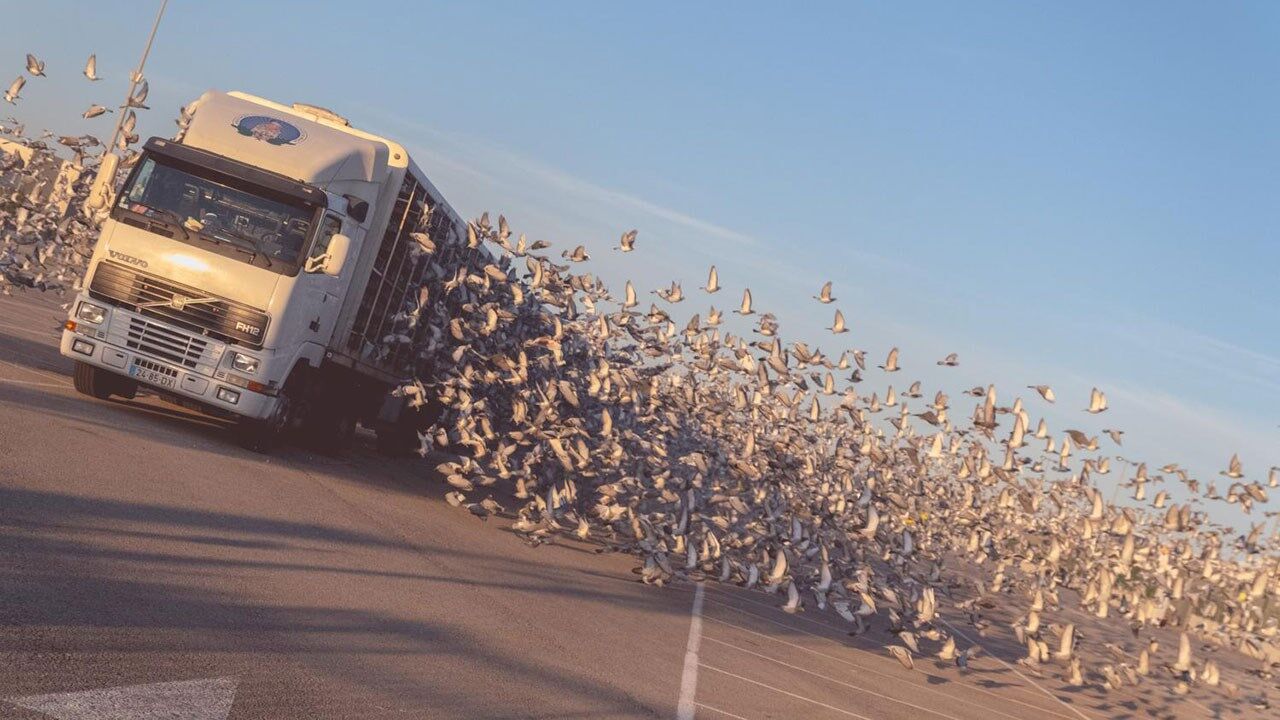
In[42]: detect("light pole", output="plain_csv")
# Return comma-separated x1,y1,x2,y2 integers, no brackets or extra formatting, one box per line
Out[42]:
85,0,169,212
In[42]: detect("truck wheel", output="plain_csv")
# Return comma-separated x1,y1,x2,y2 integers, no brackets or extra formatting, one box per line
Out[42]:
116,378,139,399
73,361,117,400
374,416,420,457
307,404,357,456
328,410,357,455
236,380,299,453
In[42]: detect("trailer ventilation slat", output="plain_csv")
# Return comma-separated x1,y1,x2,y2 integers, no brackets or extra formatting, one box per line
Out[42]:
346,172,430,373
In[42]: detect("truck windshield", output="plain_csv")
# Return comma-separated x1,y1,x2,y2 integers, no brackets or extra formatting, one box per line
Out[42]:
116,153,317,271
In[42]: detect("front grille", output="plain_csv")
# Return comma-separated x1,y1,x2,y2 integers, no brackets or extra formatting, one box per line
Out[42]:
89,260,269,348
132,356,179,377
126,318,208,369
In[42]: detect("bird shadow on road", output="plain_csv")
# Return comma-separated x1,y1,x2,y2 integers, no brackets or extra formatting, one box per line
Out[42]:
0,481,694,718
0,325,71,376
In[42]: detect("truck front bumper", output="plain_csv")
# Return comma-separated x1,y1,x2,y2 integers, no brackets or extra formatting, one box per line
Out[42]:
60,299,278,421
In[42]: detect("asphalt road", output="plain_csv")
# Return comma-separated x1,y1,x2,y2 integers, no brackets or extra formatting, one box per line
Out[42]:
0,291,1266,719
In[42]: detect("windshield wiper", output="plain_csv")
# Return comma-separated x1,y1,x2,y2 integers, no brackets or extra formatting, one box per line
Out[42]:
126,206,193,242
206,226,274,269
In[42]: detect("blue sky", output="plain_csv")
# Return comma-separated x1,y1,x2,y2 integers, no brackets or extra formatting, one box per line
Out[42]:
4,1,1278,524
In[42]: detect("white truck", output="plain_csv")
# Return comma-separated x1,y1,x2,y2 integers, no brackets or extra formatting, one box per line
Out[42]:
61,90,469,452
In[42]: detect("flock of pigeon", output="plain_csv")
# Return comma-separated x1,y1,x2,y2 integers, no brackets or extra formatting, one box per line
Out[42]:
399,216,1279,713
0,145,96,294
6,52,149,160
3,50,1279,716
1,52,148,293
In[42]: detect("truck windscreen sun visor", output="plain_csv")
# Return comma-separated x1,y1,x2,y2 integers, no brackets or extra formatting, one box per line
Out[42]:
141,138,326,206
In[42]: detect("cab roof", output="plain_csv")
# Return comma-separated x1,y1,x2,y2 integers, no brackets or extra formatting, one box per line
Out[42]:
180,90,398,191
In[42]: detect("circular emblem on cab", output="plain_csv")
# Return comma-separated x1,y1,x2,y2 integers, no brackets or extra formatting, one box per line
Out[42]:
231,115,306,146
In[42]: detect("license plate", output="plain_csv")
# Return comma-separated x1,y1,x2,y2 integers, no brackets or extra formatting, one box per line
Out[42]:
129,364,176,389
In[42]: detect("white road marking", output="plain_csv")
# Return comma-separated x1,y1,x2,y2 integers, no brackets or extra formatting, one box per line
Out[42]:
702,634,965,720
0,355,70,384
702,596,1077,720
4,677,238,720
1184,696,1216,716
937,617,1095,720
0,297,64,315
694,701,752,719
676,582,706,720
1051,605,1253,718
704,584,1071,708
699,663,875,720
705,584,913,656
0,318,60,339
0,377,67,389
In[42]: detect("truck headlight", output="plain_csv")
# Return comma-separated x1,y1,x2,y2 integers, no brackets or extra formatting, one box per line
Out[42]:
230,351,259,374
77,301,107,325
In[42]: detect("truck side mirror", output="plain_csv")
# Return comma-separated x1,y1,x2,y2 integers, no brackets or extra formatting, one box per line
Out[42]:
321,234,351,276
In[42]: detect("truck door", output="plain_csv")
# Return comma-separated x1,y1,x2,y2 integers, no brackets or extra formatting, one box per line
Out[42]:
300,214,346,344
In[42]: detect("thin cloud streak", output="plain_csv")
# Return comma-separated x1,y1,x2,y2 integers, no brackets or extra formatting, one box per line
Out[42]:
1098,318,1280,396
365,109,757,247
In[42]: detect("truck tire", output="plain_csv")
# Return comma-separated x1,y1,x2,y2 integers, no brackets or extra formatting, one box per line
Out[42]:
73,360,117,400
236,372,304,453
374,416,420,457
306,403,357,456
115,379,139,399
236,399,291,453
